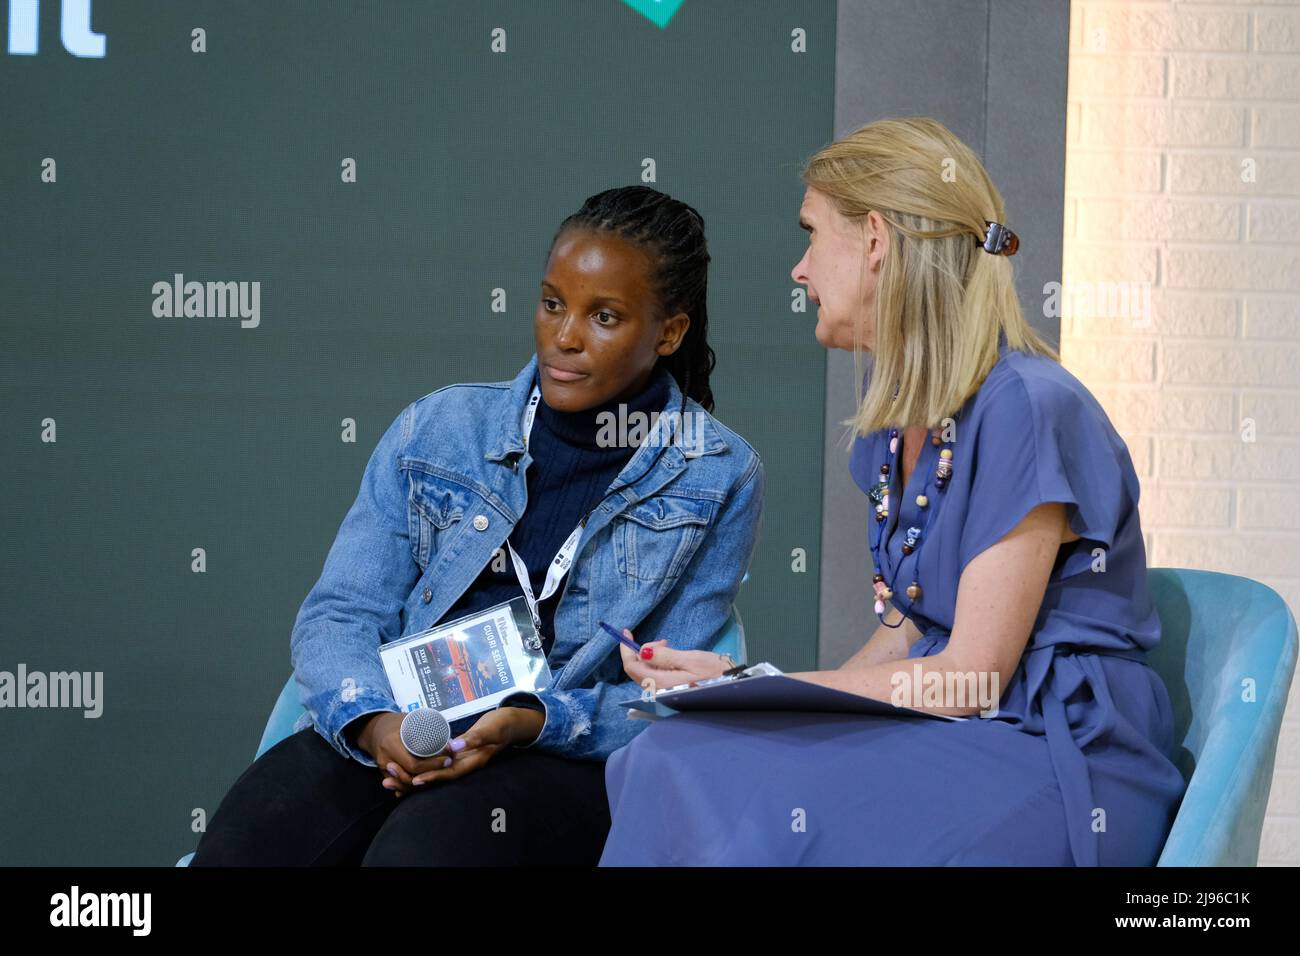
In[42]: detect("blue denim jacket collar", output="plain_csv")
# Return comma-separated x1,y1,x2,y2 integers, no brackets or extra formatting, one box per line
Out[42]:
483,353,729,489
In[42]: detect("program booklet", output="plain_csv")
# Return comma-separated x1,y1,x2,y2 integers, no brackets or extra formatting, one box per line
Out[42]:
622,663,964,723
379,596,552,723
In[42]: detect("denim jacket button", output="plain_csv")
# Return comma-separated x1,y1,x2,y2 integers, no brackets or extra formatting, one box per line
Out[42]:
473,515,489,531
421,587,432,603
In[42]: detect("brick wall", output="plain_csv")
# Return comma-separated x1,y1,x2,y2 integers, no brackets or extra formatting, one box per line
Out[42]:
1062,0,1300,864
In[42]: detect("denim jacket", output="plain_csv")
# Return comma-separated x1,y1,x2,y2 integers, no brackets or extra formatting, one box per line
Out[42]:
289,354,765,766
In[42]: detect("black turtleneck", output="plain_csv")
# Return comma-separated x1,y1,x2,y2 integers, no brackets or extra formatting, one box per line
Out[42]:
438,363,674,659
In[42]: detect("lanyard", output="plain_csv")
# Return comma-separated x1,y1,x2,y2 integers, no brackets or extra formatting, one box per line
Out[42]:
506,384,588,644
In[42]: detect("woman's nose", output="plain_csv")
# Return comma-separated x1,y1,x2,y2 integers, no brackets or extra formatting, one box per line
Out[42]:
791,249,809,284
554,312,582,349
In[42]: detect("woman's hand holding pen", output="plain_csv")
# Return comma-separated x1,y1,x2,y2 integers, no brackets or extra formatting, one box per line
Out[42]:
617,628,733,694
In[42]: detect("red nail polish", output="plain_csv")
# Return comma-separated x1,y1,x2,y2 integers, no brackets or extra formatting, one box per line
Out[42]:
641,646,654,660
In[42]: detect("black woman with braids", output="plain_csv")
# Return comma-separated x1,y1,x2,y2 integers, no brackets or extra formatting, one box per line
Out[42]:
192,186,764,866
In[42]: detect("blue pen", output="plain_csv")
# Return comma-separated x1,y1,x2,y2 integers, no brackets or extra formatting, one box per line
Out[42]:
599,620,653,660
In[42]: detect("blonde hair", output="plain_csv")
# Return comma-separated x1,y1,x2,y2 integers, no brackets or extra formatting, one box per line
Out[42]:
800,116,1058,442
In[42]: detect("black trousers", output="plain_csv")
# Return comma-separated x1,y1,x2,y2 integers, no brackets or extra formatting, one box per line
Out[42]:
190,727,611,866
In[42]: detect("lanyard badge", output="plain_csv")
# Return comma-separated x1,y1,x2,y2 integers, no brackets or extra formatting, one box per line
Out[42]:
506,384,587,649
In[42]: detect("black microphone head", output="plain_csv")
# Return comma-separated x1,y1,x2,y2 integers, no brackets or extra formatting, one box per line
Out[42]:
399,708,451,758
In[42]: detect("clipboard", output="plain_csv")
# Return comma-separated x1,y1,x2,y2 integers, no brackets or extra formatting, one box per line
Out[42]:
621,662,966,722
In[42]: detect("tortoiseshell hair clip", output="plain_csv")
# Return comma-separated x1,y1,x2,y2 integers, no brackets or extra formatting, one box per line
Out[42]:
979,220,1020,256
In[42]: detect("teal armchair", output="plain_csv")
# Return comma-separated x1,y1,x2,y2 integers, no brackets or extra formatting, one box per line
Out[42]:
1147,568,1297,866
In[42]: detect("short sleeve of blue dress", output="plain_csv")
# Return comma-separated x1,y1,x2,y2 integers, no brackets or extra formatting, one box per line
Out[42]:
957,357,1131,581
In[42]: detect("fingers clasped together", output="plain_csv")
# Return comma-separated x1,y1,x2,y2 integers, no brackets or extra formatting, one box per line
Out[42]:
376,706,539,797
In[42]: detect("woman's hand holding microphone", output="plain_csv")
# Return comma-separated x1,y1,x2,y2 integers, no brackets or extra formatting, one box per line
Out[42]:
355,707,545,797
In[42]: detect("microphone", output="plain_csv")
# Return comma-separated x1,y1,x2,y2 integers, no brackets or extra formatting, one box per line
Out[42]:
399,708,451,758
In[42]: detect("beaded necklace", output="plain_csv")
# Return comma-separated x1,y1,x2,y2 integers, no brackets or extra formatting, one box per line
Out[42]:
866,422,957,628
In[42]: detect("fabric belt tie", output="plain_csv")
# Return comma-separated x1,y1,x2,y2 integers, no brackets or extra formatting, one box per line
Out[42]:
1029,643,1148,867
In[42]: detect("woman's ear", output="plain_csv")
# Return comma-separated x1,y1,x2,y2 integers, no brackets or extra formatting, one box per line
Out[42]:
656,312,691,356
864,210,890,272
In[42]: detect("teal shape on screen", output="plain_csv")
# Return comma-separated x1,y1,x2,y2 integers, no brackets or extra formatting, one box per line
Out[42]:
620,0,685,29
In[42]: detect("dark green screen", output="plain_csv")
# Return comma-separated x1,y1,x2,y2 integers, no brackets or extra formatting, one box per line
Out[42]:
0,1,833,864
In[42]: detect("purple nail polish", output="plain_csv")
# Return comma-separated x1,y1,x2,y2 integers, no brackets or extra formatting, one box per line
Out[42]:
449,738,466,752
443,756,453,767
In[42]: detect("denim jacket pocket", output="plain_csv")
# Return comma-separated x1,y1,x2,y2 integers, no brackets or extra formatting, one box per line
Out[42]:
614,493,715,584
405,471,477,570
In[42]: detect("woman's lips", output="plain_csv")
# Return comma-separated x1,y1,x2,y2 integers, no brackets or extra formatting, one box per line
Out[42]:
545,364,588,382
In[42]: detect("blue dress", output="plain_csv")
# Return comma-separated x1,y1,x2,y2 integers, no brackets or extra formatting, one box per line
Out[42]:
600,347,1187,866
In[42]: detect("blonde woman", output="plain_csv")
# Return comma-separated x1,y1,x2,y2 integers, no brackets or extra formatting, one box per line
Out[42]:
600,117,1186,866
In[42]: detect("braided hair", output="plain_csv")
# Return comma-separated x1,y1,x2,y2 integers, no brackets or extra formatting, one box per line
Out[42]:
547,185,717,413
